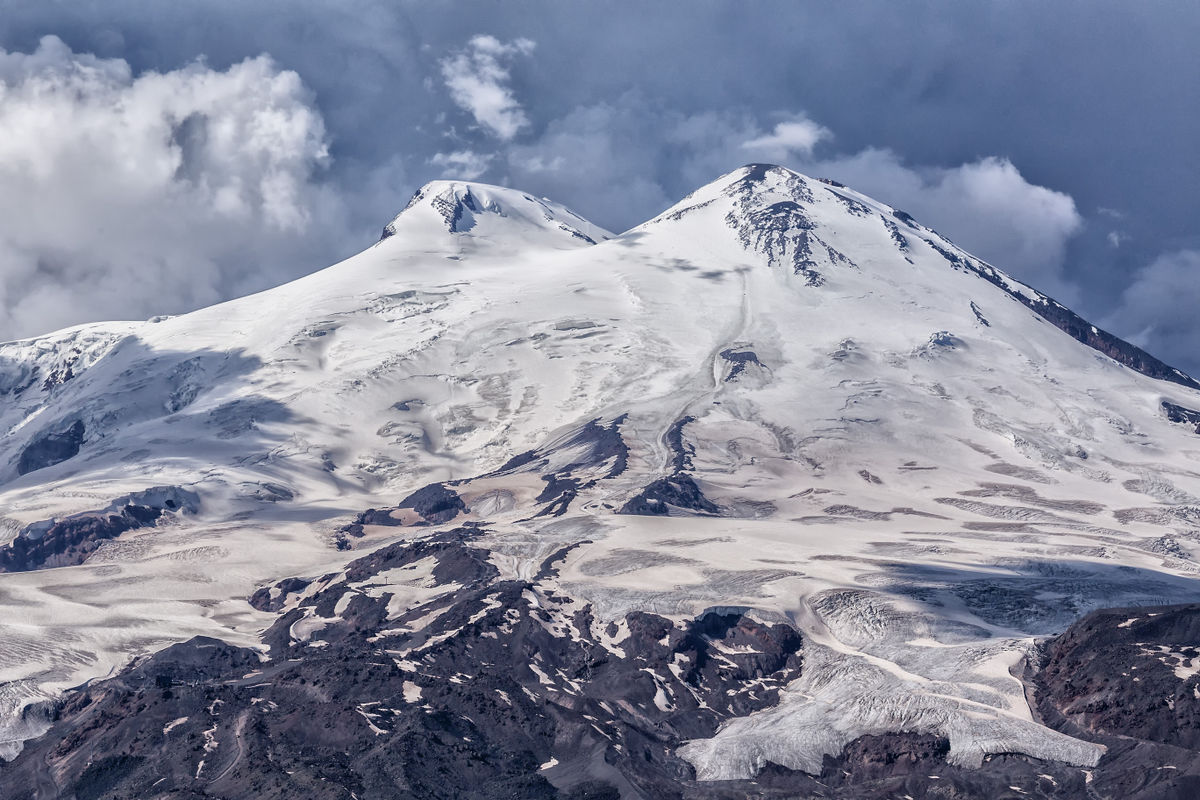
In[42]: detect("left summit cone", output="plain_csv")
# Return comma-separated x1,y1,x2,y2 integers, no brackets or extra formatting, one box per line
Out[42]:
380,180,613,247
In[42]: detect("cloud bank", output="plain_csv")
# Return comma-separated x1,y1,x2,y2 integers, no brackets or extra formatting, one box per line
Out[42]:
0,36,352,339
1107,249,1200,373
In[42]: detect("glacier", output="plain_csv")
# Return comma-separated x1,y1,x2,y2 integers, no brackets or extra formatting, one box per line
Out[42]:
0,165,1198,787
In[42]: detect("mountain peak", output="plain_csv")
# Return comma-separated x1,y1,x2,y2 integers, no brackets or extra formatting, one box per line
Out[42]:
380,179,612,247
5,161,1200,792
646,163,813,222
645,163,1200,391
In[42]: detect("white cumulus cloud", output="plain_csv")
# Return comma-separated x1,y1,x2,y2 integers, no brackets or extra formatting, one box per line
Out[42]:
741,116,831,160
0,36,354,340
440,35,535,141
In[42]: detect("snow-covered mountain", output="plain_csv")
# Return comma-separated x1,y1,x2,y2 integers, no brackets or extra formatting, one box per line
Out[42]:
2,166,1200,798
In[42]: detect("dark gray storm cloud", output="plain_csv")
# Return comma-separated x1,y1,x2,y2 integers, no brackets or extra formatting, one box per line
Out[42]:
0,1,1196,372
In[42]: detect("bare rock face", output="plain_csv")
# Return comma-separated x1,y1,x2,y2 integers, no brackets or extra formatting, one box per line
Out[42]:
0,486,199,572
16,419,84,475
1035,604,1200,799
1163,400,1200,433
1039,605,1200,747
0,527,807,799
616,473,719,516
396,482,467,525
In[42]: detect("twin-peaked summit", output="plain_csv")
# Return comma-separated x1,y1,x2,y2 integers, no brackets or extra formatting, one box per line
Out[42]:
2,163,1200,789
389,163,1194,389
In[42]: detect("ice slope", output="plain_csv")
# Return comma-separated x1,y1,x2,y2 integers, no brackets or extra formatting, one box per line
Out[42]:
1,166,1199,773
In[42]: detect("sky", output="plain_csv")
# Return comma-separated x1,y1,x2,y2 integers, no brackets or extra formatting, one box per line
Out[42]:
0,1,1197,373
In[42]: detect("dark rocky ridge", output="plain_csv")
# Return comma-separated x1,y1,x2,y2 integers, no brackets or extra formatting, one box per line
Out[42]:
724,165,857,287
0,486,199,572
718,349,764,381
1037,604,1200,747
336,411,732,529
616,473,719,516
664,416,695,472
335,417,631,545
526,417,630,519
6,529,1200,798
1031,603,1200,800
1163,401,1200,433
1009,289,1200,391
618,416,720,516
335,483,467,544
918,225,1200,392
396,482,466,524
0,527,807,799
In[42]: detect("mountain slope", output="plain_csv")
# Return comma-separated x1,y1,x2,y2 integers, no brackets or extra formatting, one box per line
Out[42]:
1,166,1199,796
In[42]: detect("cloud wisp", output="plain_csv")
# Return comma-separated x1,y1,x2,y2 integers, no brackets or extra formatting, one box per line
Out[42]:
439,35,535,142
428,150,493,180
